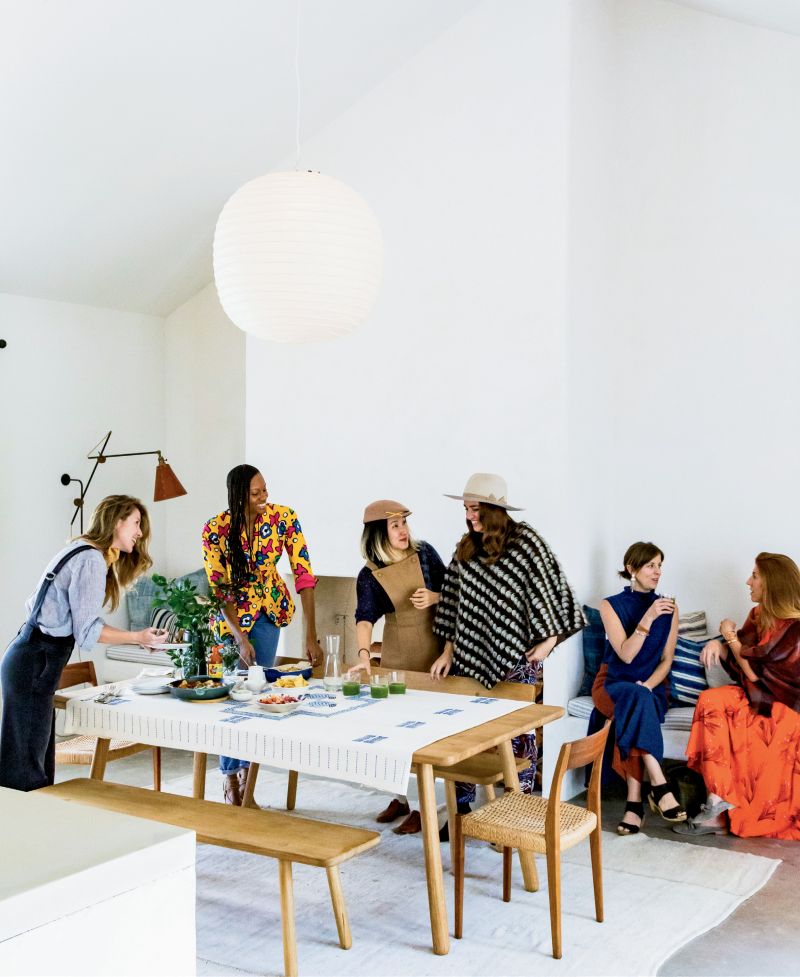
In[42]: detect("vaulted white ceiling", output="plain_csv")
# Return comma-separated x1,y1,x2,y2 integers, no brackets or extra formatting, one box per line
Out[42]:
1,0,797,318
0,0,480,316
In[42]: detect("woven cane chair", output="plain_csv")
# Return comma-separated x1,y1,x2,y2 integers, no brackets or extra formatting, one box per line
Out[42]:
56,661,162,790
453,722,610,960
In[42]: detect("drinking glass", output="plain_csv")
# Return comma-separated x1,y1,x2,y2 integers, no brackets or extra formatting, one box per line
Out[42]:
370,674,389,699
342,677,362,697
388,670,406,695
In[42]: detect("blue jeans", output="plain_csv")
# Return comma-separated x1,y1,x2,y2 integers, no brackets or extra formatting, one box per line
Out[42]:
219,614,280,774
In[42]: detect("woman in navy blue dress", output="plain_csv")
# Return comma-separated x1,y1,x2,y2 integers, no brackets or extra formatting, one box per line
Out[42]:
592,541,686,834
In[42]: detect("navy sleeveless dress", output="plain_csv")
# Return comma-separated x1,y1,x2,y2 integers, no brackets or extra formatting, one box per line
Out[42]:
602,587,671,763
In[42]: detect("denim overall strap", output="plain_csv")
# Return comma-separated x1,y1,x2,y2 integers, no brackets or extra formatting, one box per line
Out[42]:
23,544,96,637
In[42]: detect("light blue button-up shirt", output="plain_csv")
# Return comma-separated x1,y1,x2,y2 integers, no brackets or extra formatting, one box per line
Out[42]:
25,541,107,649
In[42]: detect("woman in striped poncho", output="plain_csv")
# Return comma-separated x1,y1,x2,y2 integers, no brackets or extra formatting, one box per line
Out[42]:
430,473,585,811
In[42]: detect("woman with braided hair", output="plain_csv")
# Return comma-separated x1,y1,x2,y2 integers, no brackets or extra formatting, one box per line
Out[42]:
202,464,322,804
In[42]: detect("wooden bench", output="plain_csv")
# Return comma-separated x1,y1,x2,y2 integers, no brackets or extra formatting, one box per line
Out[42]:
42,778,380,977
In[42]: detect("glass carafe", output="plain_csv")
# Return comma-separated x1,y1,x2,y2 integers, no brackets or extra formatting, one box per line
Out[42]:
323,634,343,692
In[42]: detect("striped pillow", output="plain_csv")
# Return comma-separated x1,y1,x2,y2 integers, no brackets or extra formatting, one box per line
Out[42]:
678,610,707,639
669,635,710,706
578,605,606,696
150,606,181,641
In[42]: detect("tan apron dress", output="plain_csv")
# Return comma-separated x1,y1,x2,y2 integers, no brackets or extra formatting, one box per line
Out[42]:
368,552,441,671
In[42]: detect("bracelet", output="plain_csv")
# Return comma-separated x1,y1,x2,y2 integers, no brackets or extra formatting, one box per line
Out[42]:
723,633,737,644
635,625,650,637
358,648,371,658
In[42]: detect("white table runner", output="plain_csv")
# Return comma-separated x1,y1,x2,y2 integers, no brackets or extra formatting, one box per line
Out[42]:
63,680,532,793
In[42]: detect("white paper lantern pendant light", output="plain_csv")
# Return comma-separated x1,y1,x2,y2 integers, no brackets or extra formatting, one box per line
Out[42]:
213,4,382,344
214,169,383,344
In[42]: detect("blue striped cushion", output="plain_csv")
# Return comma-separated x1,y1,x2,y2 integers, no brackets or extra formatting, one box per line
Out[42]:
669,636,712,706
578,605,606,696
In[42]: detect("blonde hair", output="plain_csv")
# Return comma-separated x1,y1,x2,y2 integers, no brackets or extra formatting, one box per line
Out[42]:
361,520,420,566
755,552,800,634
80,495,153,610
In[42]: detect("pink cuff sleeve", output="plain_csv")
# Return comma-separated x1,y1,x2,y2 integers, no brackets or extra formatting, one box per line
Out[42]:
294,572,318,592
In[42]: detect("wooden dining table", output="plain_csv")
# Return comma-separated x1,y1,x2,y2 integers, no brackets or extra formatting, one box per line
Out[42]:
55,673,563,957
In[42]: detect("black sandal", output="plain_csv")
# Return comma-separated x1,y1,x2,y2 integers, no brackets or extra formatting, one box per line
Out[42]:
617,800,644,835
648,782,687,822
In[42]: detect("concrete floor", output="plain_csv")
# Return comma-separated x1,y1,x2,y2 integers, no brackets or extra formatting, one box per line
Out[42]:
598,781,800,976
54,752,800,976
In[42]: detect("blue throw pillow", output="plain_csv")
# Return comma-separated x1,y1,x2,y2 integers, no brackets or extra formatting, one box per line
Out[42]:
577,605,606,697
669,635,712,707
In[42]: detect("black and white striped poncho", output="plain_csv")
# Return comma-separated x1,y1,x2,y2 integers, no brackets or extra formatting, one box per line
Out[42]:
432,523,585,689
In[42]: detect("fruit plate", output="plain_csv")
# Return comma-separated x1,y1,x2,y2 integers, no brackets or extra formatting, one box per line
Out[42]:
168,676,229,702
264,663,313,683
257,694,302,714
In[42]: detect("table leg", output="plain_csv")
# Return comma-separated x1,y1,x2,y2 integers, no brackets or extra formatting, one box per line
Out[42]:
417,761,450,955
89,737,109,780
242,762,260,808
192,752,207,800
498,739,539,892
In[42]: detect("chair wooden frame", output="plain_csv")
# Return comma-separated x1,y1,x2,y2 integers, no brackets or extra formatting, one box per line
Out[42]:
454,721,610,959
56,661,162,790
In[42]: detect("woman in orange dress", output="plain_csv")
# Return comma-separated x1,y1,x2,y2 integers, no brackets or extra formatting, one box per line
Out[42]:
675,552,800,838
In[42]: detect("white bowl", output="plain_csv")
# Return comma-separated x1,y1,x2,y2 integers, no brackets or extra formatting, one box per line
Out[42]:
229,689,253,702
257,698,300,714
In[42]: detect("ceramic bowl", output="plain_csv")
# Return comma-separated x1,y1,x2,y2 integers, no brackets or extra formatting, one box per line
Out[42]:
257,695,301,714
168,676,229,702
264,663,313,683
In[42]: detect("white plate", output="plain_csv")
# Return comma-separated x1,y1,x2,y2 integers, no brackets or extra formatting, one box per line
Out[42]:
148,643,192,650
131,683,170,695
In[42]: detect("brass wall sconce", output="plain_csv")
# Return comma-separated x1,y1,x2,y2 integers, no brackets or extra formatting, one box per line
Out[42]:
61,431,187,533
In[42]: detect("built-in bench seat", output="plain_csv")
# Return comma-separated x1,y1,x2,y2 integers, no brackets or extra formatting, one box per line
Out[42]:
566,695,694,759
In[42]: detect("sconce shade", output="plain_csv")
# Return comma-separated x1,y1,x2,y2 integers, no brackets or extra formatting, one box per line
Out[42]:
213,170,383,344
154,457,187,502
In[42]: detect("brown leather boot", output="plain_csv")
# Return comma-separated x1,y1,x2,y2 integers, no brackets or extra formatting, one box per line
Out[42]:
393,810,422,835
223,772,242,806
376,797,410,823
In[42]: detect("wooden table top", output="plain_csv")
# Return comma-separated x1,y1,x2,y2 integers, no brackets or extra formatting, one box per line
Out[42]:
411,702,564,767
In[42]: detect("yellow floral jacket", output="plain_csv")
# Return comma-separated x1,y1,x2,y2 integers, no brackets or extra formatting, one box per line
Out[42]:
201,504,317,634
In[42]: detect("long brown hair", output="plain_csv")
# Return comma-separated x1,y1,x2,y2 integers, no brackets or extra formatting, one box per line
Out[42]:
80,495,153,610
455,503,518,565
754,552,800,634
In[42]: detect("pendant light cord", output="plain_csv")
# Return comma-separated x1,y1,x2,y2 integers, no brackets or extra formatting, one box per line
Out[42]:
294,0,302,170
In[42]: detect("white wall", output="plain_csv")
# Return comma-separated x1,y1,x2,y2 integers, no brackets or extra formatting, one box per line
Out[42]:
163,283,245,576
567,0,800,629
244,0,574,584
0,293,166,646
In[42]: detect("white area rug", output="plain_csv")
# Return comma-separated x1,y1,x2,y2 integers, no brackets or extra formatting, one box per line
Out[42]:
171,767,779,977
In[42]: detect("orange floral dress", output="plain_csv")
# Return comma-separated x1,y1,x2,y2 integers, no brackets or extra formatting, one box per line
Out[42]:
686,611,800,839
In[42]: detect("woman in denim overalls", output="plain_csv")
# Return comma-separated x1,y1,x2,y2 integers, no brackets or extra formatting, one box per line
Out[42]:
0,496,164,791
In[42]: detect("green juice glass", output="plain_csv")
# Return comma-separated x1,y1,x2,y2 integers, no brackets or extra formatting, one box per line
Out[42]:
370,675,389,699
388,670,406,695
342,679,361,697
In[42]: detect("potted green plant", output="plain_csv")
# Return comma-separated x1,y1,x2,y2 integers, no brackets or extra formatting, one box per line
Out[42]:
151,574,227,676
